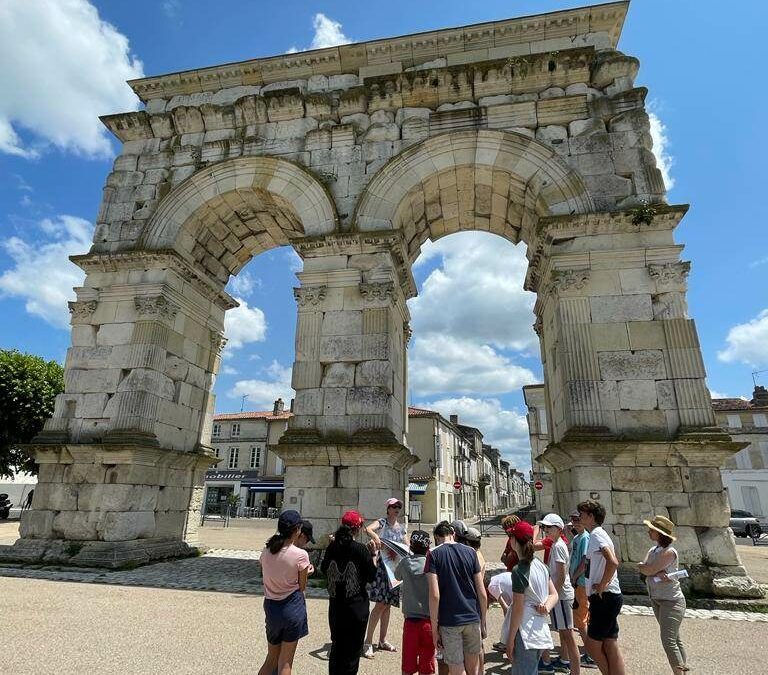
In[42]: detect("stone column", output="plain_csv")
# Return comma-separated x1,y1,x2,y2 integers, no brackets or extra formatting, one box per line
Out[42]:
528,207,762,598
0,251,227,567
278,233,416,542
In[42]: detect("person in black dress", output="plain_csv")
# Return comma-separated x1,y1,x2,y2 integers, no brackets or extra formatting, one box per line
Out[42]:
321,510,379,674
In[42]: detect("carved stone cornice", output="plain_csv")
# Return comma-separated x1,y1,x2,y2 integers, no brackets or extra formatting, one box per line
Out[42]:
68,300,98,321
293,285,327,307
70,249,237,311
359,281,394,303
210,330,228,354
548,268,590,294
134,295,179,321
533,316,543,337
648,261,691,287
403,321,413,346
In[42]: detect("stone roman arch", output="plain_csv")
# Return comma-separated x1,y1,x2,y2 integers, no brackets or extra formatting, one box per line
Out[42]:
2,2,754,595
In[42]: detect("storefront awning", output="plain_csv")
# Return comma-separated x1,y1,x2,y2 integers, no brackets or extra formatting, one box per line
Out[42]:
243,481,284,493
408,481,428,495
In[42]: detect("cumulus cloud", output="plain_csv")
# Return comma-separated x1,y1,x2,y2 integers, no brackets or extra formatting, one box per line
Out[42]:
287,13,351,53
420,396,532,470
226,271,261,298
409,334,538,396
0,215,92,328
718,309,768,368
224,297,267,349
410,233,537,351
648,108,675,191
0,0,143,158
228,361,294,410
750,256,768,269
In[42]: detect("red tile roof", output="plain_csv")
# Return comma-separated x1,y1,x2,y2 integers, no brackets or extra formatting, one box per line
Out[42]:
712,398,753,411
214,410,293,421
408,406,437,417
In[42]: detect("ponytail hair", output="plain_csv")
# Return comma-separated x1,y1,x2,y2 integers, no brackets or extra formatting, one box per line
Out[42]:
333,524,356,545
265,523,300,554
512,535,535,563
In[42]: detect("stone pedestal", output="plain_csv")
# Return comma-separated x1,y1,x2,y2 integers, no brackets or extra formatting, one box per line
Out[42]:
539,433,764,598
0,442,215,568
278,436,416,543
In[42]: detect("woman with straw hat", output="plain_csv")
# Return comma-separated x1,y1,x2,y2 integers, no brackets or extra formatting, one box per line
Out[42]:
638,515,689,674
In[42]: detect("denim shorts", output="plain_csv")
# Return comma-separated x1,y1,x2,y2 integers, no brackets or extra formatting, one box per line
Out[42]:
264,590,308,645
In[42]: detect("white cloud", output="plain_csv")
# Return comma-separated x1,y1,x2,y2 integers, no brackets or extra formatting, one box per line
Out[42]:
221,365,239,376
228,361,294,410
409,233,537,351
0,215,92,328
648,107,675,191
750,256,768,269
718,309,768,368
0,0,143,158
287,13,351,53
226,271,261,298
420,396,532,470
409,334,538,396
224,297,267,349
162,1,180,19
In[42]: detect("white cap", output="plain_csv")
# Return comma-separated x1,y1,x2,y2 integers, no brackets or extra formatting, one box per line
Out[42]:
537,513,565,529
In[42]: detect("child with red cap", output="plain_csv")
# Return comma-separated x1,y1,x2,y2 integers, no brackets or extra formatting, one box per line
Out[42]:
321,510,379,674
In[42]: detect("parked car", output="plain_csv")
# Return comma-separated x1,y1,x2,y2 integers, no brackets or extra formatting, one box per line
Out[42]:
729,509,762,538
0,494,11,519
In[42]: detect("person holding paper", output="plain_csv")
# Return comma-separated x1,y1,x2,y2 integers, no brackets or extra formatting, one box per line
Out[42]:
363,497,408,659
638,515,689,674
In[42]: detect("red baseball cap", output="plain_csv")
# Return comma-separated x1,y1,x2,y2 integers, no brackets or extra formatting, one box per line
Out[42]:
341,510,364,528
511,520,534,542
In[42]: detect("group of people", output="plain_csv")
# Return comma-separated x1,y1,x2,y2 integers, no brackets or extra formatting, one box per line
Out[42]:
256,497,689,675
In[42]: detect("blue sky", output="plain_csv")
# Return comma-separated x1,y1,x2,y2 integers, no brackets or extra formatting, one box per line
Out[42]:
1,1,766,470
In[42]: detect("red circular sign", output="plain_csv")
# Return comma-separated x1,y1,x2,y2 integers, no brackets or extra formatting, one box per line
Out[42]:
534,480,544,491
453,480,462,490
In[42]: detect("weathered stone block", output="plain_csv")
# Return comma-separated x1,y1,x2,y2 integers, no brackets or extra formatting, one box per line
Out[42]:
598,350,666,380
618,379,657,410
321,310,363,336
681,467,723,493
327,488,359,506
319,335,363,362
355,360,392,390
19,510,55,539
294,388,324,415
323,388,347,415
590,295,652,323
651,491,690,508
612,466,682,492
668,492,730,528
52,511,99,541
98,511,155,541
346,387,390,414
699,528,740,566
321,362,355,388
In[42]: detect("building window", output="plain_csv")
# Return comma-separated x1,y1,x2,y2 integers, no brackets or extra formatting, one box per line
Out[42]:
760,442,768,468
727,414,742,429
212,423,221,438
742,485,764,517
231,423,241,437
214,447,220,459
228,447,239,469
250,446,261,469
735,448,750,469
753,414,768,428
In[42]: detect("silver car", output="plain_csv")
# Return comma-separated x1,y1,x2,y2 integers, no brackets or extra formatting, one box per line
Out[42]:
729,509,762,538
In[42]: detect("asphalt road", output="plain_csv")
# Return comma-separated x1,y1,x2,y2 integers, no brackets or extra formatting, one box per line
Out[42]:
0,575,763,674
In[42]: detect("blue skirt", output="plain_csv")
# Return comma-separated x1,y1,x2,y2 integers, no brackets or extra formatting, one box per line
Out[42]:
264,590,308,645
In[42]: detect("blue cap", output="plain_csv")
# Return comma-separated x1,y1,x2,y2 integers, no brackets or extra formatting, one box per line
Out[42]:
278,509,302,535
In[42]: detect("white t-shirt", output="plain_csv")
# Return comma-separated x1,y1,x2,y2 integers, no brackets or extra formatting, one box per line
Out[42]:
586,526,621,595
488,572,515,644
548,538,574,601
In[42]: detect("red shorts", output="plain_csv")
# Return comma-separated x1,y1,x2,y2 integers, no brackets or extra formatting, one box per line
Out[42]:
402,617,436,674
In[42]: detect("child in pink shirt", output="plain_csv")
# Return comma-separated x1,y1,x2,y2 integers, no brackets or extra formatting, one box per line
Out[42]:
258,510,311,675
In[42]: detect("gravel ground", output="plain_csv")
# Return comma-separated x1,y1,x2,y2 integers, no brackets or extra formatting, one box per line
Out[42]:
0,575,763,675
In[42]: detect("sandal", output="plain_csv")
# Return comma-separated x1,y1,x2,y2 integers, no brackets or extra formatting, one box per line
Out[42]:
377,641,398,652
493,642,507,652
362,644,374,659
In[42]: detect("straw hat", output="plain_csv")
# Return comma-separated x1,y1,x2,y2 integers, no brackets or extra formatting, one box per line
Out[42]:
643,515,676,541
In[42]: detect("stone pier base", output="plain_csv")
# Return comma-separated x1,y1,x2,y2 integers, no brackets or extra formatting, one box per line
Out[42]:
278,435,417,545
0,442,215,568
540,434,765,600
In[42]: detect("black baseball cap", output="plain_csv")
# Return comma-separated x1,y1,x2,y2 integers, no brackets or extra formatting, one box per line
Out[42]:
277,509,302,535
300,520,316,544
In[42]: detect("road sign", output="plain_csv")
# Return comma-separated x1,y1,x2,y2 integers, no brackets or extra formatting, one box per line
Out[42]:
534,480,544,491
453,480,462,490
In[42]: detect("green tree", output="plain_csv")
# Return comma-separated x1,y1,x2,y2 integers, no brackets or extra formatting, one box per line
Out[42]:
0,350,64,478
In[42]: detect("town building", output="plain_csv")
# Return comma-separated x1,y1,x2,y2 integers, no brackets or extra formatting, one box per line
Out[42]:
713,386,768,524
523,384,555,514
205,399,291,515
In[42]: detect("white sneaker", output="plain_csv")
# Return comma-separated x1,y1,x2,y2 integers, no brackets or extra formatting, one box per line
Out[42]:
362,644,374,659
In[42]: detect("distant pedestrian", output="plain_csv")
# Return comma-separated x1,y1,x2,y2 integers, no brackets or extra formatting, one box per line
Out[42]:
395,530,435,675
638,516,688,674
258,510,311,675
504,520,557,675
569,512,597,670
23,489,34,511
426,521,487,675
321,510,379,674
364,497,408,658
577,500,626,675
537,514,580,675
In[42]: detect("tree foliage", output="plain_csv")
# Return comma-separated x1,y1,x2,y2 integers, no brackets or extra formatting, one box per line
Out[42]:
0,350,64,478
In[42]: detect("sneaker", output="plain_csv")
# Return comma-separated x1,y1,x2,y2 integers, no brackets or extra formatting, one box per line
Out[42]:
551,657,571,673
362,644,374,659
580,654,598,669
539,659,555,674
